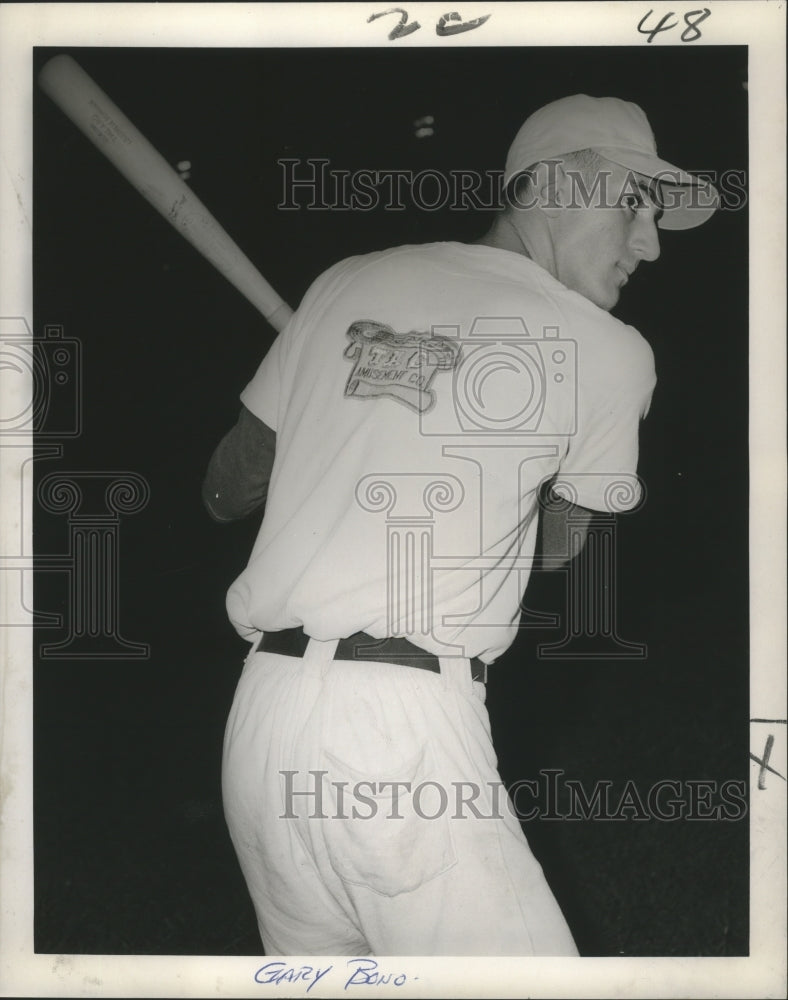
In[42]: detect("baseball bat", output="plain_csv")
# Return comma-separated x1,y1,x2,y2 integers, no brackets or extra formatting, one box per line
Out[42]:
38,54,293,333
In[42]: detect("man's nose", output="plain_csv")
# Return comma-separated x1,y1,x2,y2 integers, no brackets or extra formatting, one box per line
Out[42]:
630,213,661,262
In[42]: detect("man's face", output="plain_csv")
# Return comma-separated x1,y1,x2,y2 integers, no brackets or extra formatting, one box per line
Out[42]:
552,159,663,311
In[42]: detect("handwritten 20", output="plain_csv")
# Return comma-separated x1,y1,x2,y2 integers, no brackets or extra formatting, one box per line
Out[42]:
368,8,491,41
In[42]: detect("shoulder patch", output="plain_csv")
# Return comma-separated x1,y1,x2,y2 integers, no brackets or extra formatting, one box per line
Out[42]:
343,320,460,413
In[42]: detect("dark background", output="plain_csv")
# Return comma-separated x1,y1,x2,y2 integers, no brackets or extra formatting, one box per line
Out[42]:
33,44,748,955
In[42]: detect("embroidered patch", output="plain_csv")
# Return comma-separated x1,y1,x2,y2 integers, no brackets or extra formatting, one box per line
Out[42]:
343,320,460,413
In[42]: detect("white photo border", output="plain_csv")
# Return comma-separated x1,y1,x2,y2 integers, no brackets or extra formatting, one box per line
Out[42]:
1,3,785,998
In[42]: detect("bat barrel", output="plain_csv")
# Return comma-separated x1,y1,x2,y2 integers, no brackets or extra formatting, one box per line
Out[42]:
38,55,293,331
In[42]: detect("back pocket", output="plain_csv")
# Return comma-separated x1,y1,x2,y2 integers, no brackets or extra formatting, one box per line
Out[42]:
319,743,457,897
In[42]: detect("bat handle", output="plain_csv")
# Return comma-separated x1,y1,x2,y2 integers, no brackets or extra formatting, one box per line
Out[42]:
266,303,294,333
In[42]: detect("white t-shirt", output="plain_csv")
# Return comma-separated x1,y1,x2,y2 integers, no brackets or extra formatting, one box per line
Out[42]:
226,242,656,662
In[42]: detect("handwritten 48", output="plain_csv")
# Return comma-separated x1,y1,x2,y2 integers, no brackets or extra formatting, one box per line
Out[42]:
637,8,711,44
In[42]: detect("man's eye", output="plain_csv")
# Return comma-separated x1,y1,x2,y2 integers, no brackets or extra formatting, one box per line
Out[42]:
621,194,643,213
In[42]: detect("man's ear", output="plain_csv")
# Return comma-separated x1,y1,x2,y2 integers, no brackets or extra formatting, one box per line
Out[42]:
530,159,571,218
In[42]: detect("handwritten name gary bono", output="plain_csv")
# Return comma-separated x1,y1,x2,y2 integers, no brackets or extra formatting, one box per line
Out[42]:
255,959,414,991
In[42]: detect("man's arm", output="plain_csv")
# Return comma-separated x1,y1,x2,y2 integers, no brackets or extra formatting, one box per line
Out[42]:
538,501,594,567
202,405,276,522
536,481,595,568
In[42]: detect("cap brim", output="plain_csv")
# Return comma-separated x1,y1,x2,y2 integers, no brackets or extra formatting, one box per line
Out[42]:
596,146,719,230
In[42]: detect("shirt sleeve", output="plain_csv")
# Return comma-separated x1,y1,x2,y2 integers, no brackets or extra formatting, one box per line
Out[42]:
240,328,287,432
555,328,657,513
239,256,360,431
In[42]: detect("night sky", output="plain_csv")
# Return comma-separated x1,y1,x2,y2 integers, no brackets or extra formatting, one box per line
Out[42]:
32,44,749,955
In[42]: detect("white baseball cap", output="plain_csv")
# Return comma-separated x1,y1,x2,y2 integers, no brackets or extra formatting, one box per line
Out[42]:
503,94,719,230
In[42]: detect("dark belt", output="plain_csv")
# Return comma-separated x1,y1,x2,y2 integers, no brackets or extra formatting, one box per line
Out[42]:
257,626,488,683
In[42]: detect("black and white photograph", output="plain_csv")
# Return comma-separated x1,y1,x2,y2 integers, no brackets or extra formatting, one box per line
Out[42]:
0,3,785,997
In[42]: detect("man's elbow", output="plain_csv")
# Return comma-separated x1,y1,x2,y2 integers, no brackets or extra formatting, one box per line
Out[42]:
201,478,266,523
201,481,237,523
202,407,276,523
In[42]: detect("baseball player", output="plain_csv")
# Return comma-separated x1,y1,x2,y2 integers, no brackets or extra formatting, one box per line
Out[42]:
203,95,718,956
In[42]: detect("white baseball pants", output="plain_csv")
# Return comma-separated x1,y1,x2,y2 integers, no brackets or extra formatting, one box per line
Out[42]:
221,637,579,956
